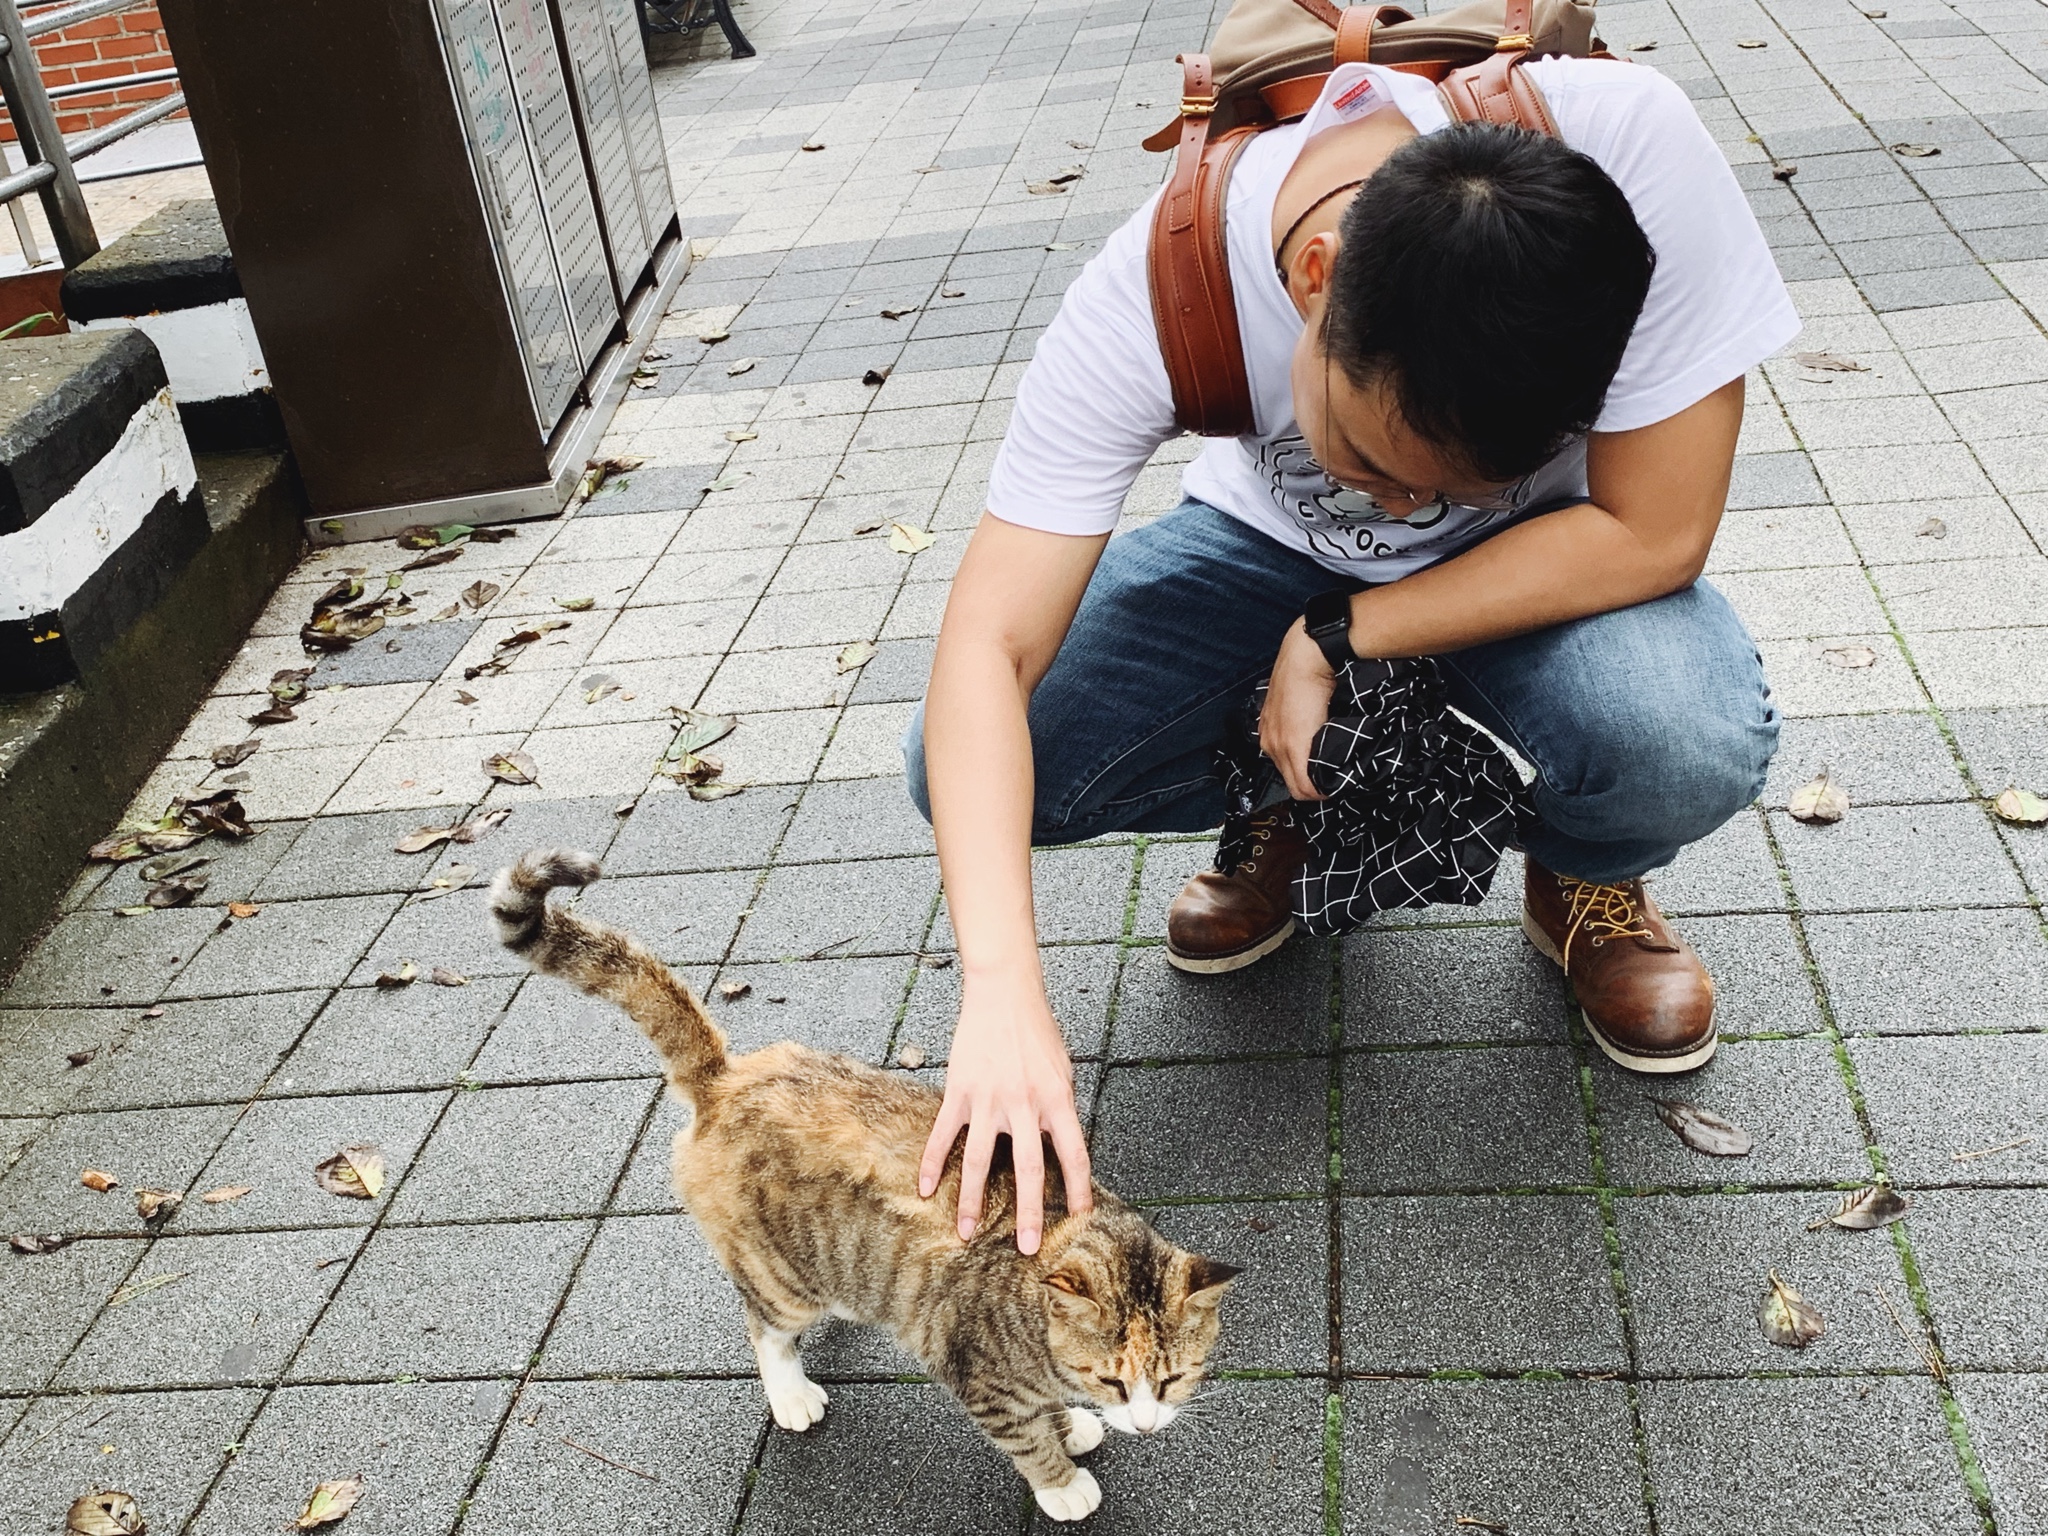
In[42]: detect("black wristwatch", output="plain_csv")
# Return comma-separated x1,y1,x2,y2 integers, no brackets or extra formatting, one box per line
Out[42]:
1302,589,1355,672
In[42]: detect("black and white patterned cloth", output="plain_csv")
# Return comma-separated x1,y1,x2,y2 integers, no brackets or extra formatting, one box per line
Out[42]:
1216,656,1531,936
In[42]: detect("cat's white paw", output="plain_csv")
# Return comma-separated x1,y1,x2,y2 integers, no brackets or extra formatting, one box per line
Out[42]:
1063,1407,1105,1455
765,1375,830,1431
1034,1468,1102,1523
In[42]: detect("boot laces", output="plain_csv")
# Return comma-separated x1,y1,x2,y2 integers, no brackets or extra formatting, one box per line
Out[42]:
1239,813,1280,875
1557,876,1653,971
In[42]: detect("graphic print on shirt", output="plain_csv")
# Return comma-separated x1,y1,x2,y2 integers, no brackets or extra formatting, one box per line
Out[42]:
1254,433,1519,564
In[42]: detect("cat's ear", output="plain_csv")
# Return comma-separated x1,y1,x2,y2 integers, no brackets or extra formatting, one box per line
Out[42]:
1183,1256,1242,1308
1043,1268,1100,1317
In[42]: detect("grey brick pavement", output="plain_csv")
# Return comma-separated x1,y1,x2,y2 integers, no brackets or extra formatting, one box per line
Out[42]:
3,0,2048,1529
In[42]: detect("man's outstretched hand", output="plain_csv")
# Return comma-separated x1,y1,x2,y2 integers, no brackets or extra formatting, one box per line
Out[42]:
918,976,1092,1255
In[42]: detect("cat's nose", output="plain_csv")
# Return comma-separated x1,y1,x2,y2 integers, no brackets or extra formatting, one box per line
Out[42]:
1128,1383,1160,1433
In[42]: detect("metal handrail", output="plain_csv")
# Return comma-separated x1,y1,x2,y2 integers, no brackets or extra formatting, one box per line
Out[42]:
23,0,139,41
64,85,178,159
48,62,174,99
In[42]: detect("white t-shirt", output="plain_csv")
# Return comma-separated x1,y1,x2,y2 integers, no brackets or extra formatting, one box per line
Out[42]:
985,59,1801,579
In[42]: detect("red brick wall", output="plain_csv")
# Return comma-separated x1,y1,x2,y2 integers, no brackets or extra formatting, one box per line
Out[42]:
0,2,182,146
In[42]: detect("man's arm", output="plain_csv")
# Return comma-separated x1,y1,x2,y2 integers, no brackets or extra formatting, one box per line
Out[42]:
1260,377,1744,799
916,514,1110,1253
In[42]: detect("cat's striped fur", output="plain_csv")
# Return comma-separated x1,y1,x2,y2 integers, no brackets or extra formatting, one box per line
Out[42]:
489,848,1237,1521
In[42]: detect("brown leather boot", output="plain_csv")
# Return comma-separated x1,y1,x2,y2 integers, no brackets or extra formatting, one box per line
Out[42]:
1165,809,1308,974
1521,858,1717,1072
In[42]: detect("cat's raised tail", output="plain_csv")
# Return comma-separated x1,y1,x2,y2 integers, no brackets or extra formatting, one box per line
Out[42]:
489,848,729,1105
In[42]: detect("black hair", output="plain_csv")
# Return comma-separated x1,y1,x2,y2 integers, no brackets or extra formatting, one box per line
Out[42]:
1323,123,1656,484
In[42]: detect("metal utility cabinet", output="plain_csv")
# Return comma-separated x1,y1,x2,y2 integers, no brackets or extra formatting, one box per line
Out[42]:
158,0,688,541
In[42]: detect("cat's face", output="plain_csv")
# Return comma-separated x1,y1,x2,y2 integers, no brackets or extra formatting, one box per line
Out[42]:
1041,1217,1239,1435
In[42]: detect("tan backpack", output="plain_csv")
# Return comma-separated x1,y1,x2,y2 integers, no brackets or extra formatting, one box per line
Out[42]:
1145,0,1606,437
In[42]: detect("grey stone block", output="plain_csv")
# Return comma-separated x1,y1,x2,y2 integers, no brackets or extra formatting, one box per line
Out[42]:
845,634,933,704
1685,913,1826,1038
1133,839,1217,936
540,1211,753,1376
0,905,226,1006
1594,1037,1868,1188
897,945,1115,1063
166,893,402,998
0,1004,144,1116
460,1378,761,1536
191,1380,503,1536
1836,232,1977,278
1077,1378,1326,1535
712,954,912,1059
0,1102,238,1235
255,808,476,900
1652,811,1786,915
1639,1377,1977,1536
1728,452,1826,510
291,1218,591,1381
1093,1058,1330,1198
312,616,484,686
1772,803,2027,911
1905,1188,2048,1370
1850,1033,2048,1186
1110,937,1331,1061
1805,908,2048,1034
605,784,796,875
0,1387,262,1536
733,857,937,961
175,1089,446,1232
1616,1191,1920,1375
1029,842,1136,943
57,1225,360,1389
1149,1199,1328,1373
1343,1045,1591,1192
779,775,935,862
76,990,323,1110
1343,1379,1650,1536
467,970,682,1084
578,866,763,964
347,885,527,986
0,1233,146,1389
1763,711,1969,808
387,1078,656,1222
1861,265,2008,311
1953,1374,2048,1536
84,820,304,909
1342,1195,1627,1371
578,462,713,515
1946,706,2048,796
433,794,631,880
277,975,518,1094
608,1089,690,1215
1341,924,1567,1046
739,1382,1021,1535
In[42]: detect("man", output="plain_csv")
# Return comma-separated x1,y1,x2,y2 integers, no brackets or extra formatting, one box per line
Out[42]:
903,56,1796,1254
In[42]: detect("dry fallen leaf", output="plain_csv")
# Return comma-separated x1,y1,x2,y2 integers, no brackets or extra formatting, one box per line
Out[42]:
202,1185,253,1205
1045,241,1080,251
134,1189,181,1223
375,961,419,989
461,580,500,610
725,357,758,377
109,1271,186,1306
1915,515,1947,539
1809,1178,1911,1231
228,900,262,919
1734,36,1768,46
1793,350,1869,373
724,429,758,443
801,139,824,151
314,1145,386,1200
555,596,595,612
1992,785,2048,825
887,522,935,554
896,1044,928,1069
662,709,739,763
703,472,746,493
66,1491,144,1535
1770,161,1797,180
416,863,475,901
210,739,260,769
862,366,892,386
400,546,463,573
879,306,919,321
144,874,210,909
1652,1098,1753,1156
1631,38,1658,48
1821,645,1878,670
835,640,877,674
429,967,469,987
395,824,458,855
1788,768,1849,824
1025,180,1068,195
296,1475,365,1529
484,751,539,786
718,980,752,1001
11,1232,77,1254
81,1169,117,1192
1891,141,1940,157
919,954,954,969
1757,1269,1825,1348
689,781,745,801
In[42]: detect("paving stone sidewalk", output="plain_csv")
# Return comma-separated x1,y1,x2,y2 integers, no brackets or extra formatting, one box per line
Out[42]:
5,0,2048,1530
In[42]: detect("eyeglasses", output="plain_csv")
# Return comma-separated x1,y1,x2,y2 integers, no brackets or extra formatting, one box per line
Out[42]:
1317,349,1524,514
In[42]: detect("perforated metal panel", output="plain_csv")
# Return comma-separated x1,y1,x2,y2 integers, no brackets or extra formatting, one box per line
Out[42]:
494,0,618,368
555,0,652,290
435,0,580,428
604,0,676,245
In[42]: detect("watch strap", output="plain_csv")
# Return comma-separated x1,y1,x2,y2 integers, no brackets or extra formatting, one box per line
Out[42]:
1303,588,1354,672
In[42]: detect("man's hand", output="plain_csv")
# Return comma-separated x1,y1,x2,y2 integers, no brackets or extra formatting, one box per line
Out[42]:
917,972,1093,1254
1258,617,1341,802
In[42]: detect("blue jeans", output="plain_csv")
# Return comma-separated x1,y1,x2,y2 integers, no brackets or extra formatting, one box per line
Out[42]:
903,500,1778,882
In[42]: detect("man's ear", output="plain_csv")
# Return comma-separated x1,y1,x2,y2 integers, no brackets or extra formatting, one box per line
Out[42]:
1043,1268,1100,1317
1184,1256,1243,1308
1289,230,1342,313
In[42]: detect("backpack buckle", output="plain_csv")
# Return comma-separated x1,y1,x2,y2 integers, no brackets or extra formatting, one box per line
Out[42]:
1180,92,1217,116
1494,32,1532,50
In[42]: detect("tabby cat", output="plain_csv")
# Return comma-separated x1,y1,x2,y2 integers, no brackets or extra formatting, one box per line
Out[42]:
489,848,1238,1521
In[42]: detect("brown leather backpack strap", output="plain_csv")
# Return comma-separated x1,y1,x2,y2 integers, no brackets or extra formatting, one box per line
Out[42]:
1148,54,1259,438
1496,0,1535,49
1438,50,1559,133
1289,0,1344,27
1334,4,1415,64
